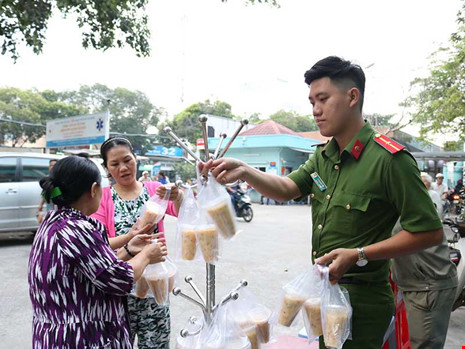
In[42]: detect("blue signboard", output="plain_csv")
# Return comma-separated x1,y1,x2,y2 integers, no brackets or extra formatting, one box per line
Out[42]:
46,112,109,148
152,163,162,177
146,145,184,157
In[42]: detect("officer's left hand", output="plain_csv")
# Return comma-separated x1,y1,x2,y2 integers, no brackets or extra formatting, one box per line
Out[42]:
315,248,359,285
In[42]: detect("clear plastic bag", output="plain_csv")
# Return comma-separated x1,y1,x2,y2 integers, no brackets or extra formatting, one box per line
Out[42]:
321,276,352,349
139,185,171,227
144,255,178,306
135,273,150,298
175,188,202,262
197,174,238,240
302,265,328,343
175,316,203,349
200,302,251,349
229,288,274,349
275,267,316,327
195,213,219,264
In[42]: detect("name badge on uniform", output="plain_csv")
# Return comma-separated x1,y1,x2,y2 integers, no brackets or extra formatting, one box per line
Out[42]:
311,172,327,191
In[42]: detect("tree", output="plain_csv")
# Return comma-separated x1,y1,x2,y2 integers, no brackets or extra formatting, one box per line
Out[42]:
266,109,317,132
294,115,318,132
404,2,465,140
172,161,196,182
161,99,236,145
0,87,84,146
246,112,261,124
443,140,464,151
1,0,279,61
53,84,163,154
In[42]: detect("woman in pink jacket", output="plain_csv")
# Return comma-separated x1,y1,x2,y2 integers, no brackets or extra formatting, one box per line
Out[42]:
92,137,183,349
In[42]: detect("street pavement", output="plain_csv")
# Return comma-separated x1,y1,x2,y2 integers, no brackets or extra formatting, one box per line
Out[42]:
1,204,465,348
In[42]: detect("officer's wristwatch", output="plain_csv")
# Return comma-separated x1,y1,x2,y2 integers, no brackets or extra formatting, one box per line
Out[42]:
356,247,368,267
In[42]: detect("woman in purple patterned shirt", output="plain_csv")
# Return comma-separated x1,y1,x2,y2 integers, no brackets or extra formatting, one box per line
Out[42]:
28,154,167,348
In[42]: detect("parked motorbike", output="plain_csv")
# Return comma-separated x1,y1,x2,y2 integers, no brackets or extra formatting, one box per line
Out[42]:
445,189,464,215
230,189,254,222
443,218,465,310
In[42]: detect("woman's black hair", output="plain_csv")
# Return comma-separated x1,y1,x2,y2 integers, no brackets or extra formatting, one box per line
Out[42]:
99,136,135,169
39,154,101,207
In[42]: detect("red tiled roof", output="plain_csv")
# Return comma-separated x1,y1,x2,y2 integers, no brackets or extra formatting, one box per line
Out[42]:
239,120,302,137
298,131,331,142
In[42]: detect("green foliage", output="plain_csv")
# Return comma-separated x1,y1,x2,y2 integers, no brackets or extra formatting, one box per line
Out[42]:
0,85,161,152
247,112,261,124
405,2,465,140
443,140,464,151
0,0,151,61
54,84,163,153
172,161,196,182
161,99,236,145
265,109,317,132
0,87,84,146
221,0,279,6
1,0,278,61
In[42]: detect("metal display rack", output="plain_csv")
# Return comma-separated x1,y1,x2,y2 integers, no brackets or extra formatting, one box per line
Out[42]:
163,116,249,336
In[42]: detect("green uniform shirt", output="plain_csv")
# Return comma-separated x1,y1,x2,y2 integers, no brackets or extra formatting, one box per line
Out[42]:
288,122,442,283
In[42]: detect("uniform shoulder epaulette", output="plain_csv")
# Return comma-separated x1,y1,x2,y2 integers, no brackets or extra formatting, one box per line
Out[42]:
314,140,330,149
373,133,405,154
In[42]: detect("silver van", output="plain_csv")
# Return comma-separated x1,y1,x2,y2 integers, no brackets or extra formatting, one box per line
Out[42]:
0,152,109,235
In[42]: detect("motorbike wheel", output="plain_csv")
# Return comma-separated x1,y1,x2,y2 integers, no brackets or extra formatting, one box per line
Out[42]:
242,206,253,222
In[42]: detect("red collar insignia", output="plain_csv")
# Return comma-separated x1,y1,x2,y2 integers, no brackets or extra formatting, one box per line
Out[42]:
350,139,364,160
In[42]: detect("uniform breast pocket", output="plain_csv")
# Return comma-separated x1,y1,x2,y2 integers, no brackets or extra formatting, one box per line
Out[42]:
310,188,325,209
330,192,371,234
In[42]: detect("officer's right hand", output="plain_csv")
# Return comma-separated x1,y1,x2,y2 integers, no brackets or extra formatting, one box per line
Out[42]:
199,158,246,184
141,241,167,264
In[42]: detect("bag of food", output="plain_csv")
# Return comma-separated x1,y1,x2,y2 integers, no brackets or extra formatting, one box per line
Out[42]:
175,188,202,262
197,174,238,240
200,301,251,349
302,265,328,343
175,316,203,349
195,212,220,264
139,185,172,227
144,255,178,306
321,276,352,349
135,272,150,298
229,288,274,349
274,267,315,327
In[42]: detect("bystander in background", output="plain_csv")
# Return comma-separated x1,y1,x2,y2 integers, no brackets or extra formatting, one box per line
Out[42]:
391,172,457,349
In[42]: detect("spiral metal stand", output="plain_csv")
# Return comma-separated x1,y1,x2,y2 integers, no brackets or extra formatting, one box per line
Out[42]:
163,115,249,336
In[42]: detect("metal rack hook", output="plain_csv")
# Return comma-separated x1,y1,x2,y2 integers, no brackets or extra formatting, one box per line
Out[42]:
217,119,249,159
199,115,210,162
163,126,203,163
213,132,227,160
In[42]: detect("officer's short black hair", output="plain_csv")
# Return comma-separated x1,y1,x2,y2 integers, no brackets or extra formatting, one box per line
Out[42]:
304,56,366,111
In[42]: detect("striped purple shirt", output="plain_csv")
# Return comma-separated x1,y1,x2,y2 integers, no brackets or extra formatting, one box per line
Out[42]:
28,207,134,348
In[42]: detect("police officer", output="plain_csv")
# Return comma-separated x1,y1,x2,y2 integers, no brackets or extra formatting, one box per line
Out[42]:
200,56,443,348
